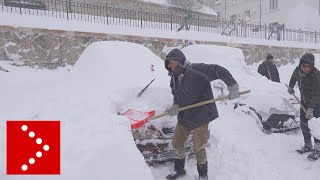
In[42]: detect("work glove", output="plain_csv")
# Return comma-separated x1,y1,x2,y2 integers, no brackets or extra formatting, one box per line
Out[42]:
165,104,180,116
227,83,240,100
305,108,314,120
287,87,295,95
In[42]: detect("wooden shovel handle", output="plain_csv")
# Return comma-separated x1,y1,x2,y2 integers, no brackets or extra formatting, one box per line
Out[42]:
285,84,307,113
149,90,251,121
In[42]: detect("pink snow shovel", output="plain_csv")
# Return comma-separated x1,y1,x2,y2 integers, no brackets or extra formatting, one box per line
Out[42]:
121,90,251,129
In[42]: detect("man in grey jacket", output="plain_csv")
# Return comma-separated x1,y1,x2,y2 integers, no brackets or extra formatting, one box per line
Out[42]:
164,49,240,180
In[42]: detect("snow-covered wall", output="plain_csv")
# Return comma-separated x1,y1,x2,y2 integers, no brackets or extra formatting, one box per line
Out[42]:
0,25,319,69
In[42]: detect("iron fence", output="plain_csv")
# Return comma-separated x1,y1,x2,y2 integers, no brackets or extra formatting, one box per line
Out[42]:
1,0,319,44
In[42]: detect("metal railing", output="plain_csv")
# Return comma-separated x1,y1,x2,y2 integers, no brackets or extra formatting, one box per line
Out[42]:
1,0,319,44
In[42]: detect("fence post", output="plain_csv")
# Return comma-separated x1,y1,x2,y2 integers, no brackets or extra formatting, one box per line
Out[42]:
106,3,108,25
282,23,285,41
170,11,172,31
264,24,267,39
197,14,200,32
140,9,143,28
66,0,69,20
315,30,317,43
244,20,247,38
19,0,22,15
299,28,302,42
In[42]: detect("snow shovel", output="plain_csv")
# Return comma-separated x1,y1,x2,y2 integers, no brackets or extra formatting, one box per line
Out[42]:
121,90,251,129
285,84,307,113
285,84,320,140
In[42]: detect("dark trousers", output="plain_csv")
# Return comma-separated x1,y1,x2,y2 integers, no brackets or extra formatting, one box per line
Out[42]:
300,105,320,147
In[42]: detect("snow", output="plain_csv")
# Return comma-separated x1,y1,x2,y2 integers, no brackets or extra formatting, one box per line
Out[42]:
0,41,169,180
1,10,320,49
150,45,320,180
0,10,320,180
198,5,217,16
139,0,217,16
1,41,319,180
309,118,320,140
140,0,167,5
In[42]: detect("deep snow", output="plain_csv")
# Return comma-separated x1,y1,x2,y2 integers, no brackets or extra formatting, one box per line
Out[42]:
0,41,319,180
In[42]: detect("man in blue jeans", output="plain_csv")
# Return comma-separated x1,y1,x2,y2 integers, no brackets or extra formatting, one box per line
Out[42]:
287,53,320,161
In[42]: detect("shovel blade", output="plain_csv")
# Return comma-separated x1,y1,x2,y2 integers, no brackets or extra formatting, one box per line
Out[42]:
121,109,155,129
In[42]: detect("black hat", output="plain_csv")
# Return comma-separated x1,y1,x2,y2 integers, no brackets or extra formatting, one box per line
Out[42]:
266,54,273,60
299,53,315,67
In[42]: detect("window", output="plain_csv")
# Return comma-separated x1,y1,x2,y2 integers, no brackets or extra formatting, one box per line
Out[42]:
269,0,278,11
245,10,251,20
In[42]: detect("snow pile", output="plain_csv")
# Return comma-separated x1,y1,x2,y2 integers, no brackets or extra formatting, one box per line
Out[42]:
1,42,320,180
0,41,170,180
181,45,291,115
309,118,320,140
72,41,168,90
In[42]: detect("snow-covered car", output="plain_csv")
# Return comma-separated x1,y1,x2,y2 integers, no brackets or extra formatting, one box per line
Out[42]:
133,44,301,165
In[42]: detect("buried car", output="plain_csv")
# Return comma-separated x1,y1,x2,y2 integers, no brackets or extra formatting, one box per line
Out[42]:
131,81,300,165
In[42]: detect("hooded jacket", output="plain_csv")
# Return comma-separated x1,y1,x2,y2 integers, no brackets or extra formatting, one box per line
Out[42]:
165,49,237,129
289,53,320,109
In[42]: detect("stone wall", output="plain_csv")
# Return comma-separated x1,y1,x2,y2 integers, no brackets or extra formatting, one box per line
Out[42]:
0,25,319,70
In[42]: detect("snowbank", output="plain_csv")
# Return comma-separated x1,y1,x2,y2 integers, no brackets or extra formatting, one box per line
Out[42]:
0,41,169,180
1,42,319,180
181,45,291,114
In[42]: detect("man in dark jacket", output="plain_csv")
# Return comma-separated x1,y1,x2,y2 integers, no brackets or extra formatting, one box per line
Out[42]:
164,49,240,179
258,54,280,82
287,53,320,161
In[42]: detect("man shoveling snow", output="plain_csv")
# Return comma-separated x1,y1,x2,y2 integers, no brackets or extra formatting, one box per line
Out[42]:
287,53,320,161
164,49,240,179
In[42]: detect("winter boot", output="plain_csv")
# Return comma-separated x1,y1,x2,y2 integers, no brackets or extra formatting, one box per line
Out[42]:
166,158,186,179
308,143,320,161
196,162,208,180
296,146,313,154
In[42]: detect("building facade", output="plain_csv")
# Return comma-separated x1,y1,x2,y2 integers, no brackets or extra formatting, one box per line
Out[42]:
214,0,320,31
